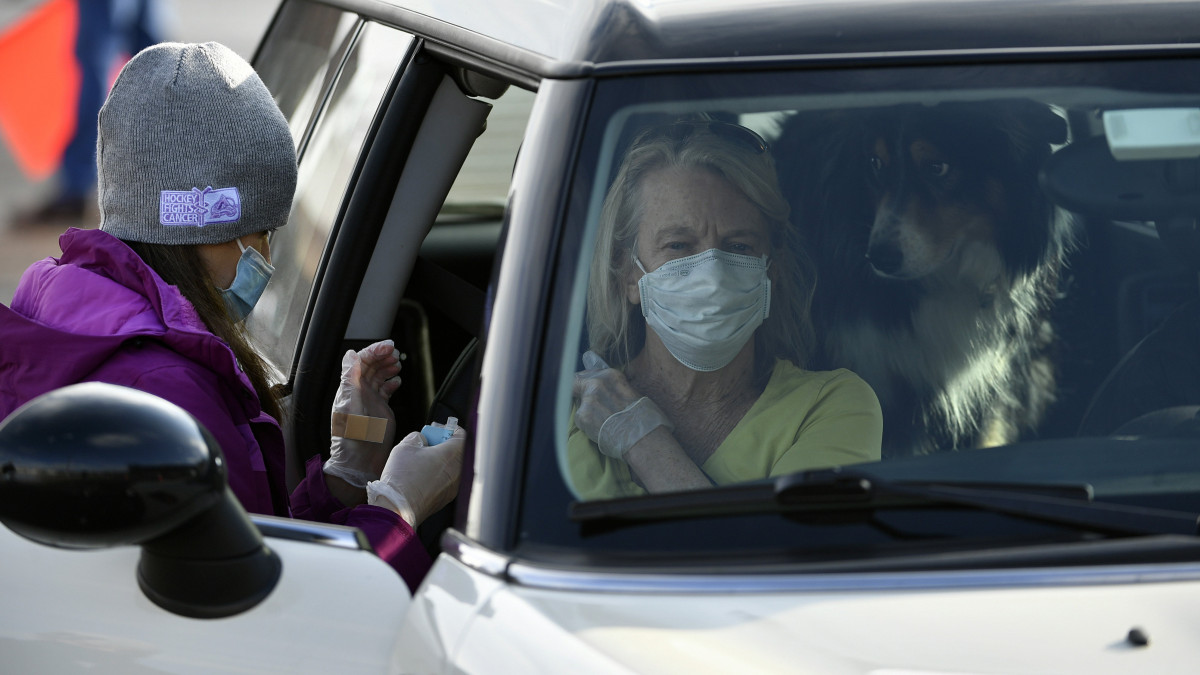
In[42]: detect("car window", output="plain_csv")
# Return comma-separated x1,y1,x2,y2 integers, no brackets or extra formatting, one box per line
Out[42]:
529,58,1200,556
248,22,417,379
253,0,359,149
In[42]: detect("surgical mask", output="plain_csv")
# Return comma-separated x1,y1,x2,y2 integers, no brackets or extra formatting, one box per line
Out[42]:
636,248,771,372
219,236,274,321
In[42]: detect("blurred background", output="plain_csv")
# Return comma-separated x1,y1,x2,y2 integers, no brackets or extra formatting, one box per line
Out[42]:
0,0,280,304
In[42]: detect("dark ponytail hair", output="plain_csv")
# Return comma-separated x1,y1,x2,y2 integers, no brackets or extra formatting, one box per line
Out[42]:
122,239,283,423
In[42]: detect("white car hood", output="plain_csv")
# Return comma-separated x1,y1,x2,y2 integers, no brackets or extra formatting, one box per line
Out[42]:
404,556,1200,674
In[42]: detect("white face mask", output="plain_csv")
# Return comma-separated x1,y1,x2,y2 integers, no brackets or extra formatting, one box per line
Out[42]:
636,248,771,372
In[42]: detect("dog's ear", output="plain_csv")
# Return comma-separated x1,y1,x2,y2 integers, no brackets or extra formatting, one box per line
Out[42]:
977,99,1068,163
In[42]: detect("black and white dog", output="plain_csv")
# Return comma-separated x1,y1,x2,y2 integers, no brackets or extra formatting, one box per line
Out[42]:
774,101,1072,457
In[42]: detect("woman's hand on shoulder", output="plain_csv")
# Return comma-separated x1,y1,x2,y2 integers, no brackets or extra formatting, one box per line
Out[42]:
572,351,709,492
572,351,644,442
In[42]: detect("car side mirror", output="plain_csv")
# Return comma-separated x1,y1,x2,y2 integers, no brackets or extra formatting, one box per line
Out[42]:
0,382,281,618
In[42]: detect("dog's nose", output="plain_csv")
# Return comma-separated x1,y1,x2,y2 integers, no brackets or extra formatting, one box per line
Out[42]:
867,240,903,276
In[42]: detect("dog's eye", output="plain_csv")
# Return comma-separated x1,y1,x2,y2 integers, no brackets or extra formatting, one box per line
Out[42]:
868,155,884,173
925,161,951,178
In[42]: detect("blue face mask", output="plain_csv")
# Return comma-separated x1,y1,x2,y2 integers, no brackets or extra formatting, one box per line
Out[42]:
219,236,274,321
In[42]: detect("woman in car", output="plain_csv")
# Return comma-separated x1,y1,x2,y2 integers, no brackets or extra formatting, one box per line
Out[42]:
0,42,458,591
569,119,883,499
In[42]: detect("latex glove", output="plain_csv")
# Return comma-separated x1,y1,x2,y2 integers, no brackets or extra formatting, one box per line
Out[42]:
572,350,674,460
367,427,464,528
323,340,402,488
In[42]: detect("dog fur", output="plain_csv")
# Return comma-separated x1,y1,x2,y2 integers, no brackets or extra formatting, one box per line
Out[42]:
774,101,1072,457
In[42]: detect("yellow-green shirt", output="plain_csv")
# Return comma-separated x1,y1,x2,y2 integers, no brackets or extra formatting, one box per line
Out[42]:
567,360,883,500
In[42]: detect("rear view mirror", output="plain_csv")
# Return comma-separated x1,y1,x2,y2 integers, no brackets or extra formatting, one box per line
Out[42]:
1102,108,1200,161
0,383,281,618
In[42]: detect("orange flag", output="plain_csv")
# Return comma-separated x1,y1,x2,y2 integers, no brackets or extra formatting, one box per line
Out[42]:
0,0,80,180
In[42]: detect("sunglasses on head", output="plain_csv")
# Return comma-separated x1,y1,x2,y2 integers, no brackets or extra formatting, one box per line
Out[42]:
642,119,769,155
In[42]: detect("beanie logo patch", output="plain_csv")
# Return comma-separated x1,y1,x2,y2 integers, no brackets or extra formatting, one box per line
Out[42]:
159,186,241,227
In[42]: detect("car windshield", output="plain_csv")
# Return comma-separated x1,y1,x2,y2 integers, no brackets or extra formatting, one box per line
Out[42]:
531,57,1200,562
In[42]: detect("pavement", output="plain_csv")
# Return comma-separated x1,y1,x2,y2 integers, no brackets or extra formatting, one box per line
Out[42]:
0,0,280,304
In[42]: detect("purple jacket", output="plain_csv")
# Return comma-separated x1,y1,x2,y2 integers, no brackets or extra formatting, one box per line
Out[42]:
0,228,430,590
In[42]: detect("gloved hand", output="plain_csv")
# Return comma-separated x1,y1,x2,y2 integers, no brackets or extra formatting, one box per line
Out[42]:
366,427,464,528
323,340,402,488
573,350,674,459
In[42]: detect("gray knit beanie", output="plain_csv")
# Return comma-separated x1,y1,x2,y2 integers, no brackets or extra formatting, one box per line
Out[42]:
98,42,297,245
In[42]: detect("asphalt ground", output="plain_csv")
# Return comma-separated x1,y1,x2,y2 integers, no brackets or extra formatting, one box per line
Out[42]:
0,0,279,304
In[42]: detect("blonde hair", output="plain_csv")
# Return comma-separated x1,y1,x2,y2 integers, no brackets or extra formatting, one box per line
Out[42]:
586,121,816,372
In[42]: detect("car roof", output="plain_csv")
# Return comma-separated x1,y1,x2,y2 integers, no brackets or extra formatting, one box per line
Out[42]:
331,0,1200,79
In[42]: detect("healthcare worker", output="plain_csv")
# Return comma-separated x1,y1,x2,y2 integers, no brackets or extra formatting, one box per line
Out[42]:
0,42,459,591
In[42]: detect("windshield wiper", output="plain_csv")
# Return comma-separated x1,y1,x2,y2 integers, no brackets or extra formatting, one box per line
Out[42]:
569,468,1200,538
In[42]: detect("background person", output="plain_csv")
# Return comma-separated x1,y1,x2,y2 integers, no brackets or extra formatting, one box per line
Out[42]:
569,120,883,500
0,41,459,591
14,0,163,226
